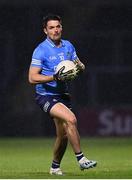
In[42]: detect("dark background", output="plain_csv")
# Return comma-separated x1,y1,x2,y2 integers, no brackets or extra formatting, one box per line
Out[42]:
0,0,132,136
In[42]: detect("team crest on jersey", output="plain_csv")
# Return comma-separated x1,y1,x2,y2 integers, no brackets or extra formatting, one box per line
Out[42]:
66,51,71,59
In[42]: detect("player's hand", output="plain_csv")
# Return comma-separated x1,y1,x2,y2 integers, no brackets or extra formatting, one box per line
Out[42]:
74,59,85,74
53,66,64,81
53,66,75,81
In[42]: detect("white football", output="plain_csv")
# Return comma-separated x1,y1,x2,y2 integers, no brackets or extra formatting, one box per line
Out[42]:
55,60,77,80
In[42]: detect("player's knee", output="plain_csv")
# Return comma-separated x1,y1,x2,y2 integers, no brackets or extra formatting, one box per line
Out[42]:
67,115,77,125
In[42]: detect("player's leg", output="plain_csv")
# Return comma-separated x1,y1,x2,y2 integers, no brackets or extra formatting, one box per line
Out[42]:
50,118,68,175
50,102,81,153
50,102,97,171
53,118,68,163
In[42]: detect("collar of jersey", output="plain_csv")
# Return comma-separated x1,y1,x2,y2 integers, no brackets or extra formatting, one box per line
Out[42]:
46,37,65,47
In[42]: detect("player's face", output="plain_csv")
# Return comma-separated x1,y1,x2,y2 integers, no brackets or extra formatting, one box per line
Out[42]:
44,20,62,43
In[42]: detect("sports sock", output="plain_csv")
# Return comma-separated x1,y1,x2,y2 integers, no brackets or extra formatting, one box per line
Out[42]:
75,151,84,161
51,160,60,169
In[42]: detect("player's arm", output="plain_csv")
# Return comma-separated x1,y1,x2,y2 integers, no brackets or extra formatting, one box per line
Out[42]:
28,66,70,84
28,66,54,84
73,58,85,73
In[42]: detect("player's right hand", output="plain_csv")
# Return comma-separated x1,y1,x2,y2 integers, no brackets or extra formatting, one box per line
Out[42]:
53,66,75,81
53,66,64,81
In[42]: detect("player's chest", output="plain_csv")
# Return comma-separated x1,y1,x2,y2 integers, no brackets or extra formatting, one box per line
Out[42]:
45,48,72,67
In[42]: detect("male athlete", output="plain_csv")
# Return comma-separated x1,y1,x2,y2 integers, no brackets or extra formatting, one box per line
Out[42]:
28,14,97,175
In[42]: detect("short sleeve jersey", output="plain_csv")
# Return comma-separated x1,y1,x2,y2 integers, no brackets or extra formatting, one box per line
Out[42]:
30,37,78,95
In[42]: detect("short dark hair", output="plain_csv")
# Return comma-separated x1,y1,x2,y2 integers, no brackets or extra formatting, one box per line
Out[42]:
42,14,62,28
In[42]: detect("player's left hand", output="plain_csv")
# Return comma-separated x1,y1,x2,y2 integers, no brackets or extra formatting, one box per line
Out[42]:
74,59,85,74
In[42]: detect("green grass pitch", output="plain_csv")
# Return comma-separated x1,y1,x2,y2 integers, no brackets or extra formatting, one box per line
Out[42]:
0,137,132,179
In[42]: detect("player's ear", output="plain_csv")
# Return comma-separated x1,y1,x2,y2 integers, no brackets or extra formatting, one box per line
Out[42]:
44,28,47,35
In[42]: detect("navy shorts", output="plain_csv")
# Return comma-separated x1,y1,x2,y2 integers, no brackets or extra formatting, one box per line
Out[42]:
35,93,72,113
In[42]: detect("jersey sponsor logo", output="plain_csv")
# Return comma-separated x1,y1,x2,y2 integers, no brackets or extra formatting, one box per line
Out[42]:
49,56,57,60
43,101,50,112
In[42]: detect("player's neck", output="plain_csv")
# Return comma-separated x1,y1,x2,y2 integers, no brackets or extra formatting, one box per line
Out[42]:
53,40,61,47
47,37,62,47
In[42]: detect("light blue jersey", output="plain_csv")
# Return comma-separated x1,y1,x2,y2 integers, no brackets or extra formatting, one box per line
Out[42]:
31,37,78,95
